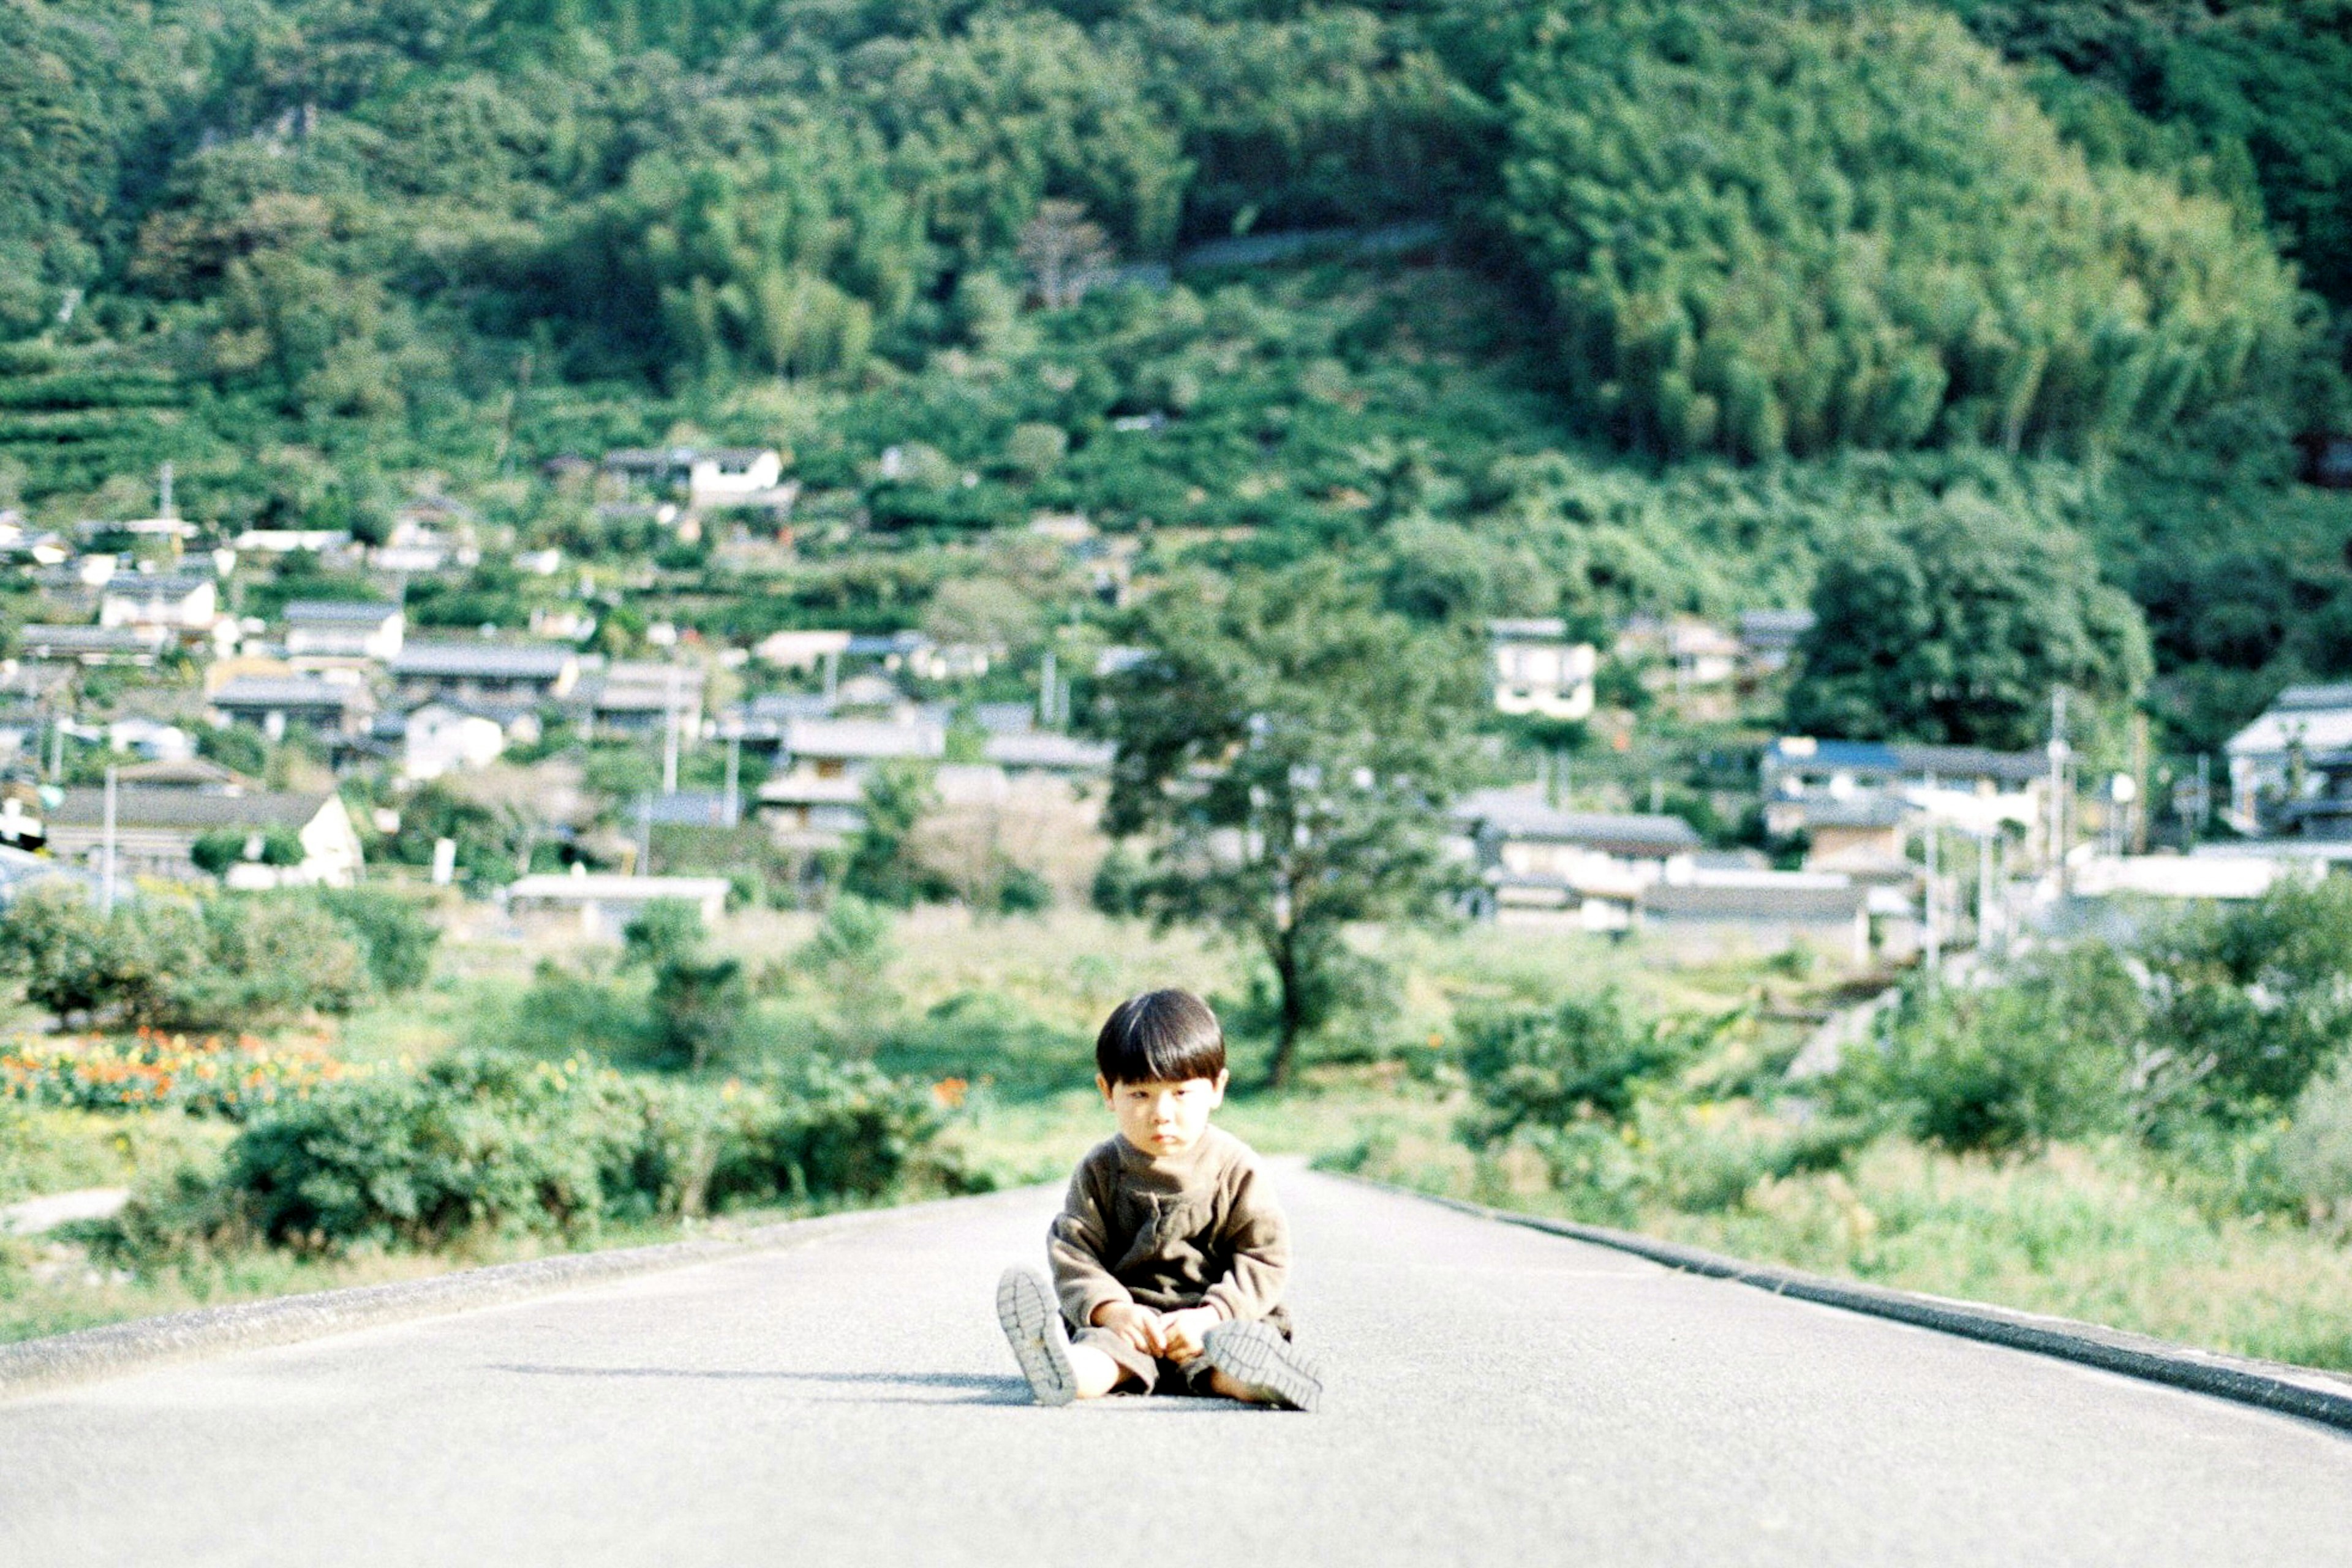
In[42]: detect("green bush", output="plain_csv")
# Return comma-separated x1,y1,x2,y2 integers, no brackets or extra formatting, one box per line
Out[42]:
126,1049,971,1256
2271,1068,2352,1238
1458,990,1708,1144
189,826,305,876
317,887,440,994
1837,949,2139,1153
2140,880,2352,1125
0,885,370,1030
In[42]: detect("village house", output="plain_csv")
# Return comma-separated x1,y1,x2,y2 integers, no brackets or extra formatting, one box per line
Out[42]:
782,715,946,778
579,660,706,739
98,570,219,639
603,447,789,507
41,788,364,887
208,675,376,741
390,643,580,707
503,870,731,940
1636,880,1871,965
283,600,405,663
402,704,508,780
981,731,1114,778
15,624,171,666
2224,682,2352,837
1452,787,1703,930
1487,618,1597,722
1736,608,1816,675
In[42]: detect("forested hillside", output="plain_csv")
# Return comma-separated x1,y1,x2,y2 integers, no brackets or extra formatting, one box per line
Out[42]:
4,0,2351,752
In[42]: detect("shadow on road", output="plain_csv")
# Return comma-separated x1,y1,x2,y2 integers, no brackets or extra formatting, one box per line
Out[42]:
486,1365,1035,1405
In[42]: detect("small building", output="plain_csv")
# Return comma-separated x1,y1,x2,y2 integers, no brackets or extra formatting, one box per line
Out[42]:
232,528,354,557
756,771,868,846
15,624,170,666
403,704,508,781
723,691,836,751
98,571,216,634
1453,788,1703,929
284,601,405,663
1636,881,1870,965
41,788,363,886
390,643,580,707
643,790,740,828
503,871,731,940
1737,609,1816,674
209,676,375,741
755,628,855,671
1487,619,1597,722
782,717,945,777
580,661,706,738
603,447,786,506
982,731,1114,777
2225,683,2352,835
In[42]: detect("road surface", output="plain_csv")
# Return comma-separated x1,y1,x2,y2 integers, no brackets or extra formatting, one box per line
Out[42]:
3,1170,2348,1566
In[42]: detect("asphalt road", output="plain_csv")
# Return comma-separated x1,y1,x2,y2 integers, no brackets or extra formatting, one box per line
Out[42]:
4,1169,2350,1566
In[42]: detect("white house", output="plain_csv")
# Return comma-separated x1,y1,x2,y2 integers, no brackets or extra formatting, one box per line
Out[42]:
1453,787,1703,930
209,675,375,740
755,628,855,669
581,661,706,738
1488,619,1597,722
391,643,580,706
404,704,508,780
42,788,364,887
504,871,731,940
783,716,945,777
99,571,216,634
603,447,787,505
2225,682,2352,834
284,600,405,662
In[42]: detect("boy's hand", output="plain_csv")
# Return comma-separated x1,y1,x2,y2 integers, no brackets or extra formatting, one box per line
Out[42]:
1092,1301,1164,1355
1157,1306,1221,1364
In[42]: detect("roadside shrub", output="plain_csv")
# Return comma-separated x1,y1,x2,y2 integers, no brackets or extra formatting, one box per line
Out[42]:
1635,1100,1872,1215
189,826,304,876
2272,1068,2352,1238
791,896,900,1053
317,887,440,993
2140,880,2352,1126
0,885,371,1030
157,1048,972,1254
2,1029,352,1118
1838,948,2139,1155
503,960,656,1061
648,950,752,1071
1458,990,1706,1144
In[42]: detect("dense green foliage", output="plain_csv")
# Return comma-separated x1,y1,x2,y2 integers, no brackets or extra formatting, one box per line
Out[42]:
1501,2,2307,463
0,884,390,1030
108,1049,966,1255
1787,489,2150,748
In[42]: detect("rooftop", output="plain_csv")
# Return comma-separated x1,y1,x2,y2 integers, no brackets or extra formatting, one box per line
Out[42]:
1453,789,1703,855
284,600,401,625
392,643,578,679
211,677,371,710
47,788,333,831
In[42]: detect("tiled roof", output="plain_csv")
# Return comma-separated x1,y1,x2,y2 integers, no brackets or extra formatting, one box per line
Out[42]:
47,788,331,830
392,643,576,679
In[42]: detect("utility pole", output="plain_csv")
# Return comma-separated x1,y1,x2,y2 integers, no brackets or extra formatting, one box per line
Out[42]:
100,764,118,916
1977,823,1996,954
2046,688,2070,880
723,733,741,826
1923,773,1940,986
661,663,681,796
1039,650,1058,728
2130,710,2150,855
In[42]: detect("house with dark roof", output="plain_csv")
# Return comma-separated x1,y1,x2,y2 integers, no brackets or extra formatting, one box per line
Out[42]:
1452,787,1704,929
208,676,375,740
390,643,579,706
283,601,405,662
579,661,706,737
41,788,363,886
1637,881,1869,964
15,624,170,666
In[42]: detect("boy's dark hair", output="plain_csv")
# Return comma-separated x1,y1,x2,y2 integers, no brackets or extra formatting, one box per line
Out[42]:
1095,989,1226,1086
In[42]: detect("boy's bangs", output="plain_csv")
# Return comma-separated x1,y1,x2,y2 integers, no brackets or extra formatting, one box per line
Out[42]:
1098,989,1226,1084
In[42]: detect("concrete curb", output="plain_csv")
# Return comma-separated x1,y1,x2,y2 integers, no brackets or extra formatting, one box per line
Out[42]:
0,1192,992,1403
1350,1177,2352,1434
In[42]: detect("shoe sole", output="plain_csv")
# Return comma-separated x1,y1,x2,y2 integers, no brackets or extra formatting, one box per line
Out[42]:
1205,1321,1323,1412
996,1267,1077,1407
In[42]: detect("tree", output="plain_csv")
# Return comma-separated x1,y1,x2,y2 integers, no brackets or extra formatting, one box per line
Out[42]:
1101,562,1483,1086
842,763,952,907
1016,200,1113,310
1786,495,2150,750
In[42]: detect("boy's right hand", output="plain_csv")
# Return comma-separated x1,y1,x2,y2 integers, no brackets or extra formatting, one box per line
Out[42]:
1091,1301,1164,1355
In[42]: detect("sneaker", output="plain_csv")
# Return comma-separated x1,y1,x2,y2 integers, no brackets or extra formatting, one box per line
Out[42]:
996,1267,1077,1407
1203,1319,1323,1412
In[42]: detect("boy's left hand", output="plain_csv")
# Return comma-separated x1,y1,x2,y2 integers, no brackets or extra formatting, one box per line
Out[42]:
1157,1306,1222,1363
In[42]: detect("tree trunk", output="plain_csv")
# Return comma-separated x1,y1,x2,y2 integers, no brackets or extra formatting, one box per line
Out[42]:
1268,933,1303,1089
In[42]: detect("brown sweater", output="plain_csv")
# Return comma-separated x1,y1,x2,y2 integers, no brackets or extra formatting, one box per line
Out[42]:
1047,1125,1291,1333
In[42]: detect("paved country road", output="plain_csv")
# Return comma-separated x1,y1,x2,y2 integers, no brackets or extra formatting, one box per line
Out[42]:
4,1170,2349,1567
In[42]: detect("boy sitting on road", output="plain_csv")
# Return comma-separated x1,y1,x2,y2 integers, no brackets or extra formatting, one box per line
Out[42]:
997,989,1322,1411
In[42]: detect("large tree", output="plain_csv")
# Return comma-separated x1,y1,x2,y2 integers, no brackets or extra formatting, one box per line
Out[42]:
1101,562,1483,1087
1786,494,2150,750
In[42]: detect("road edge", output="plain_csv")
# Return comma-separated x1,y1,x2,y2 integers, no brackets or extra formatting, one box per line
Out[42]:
0,1189,1010,1403
1339,1174,2352,1434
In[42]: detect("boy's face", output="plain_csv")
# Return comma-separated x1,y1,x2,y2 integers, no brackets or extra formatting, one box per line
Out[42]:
1099,1071,1228,1158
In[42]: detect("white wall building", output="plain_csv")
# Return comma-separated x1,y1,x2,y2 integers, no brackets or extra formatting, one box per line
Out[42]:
1488,619,1597,722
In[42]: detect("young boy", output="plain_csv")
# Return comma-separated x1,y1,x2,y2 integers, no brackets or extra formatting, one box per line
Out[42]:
996,989,1323,1411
